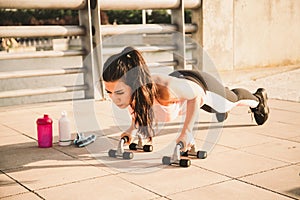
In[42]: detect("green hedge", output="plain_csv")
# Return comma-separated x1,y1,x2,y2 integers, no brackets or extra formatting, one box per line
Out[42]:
0,9,191,25
0,9,78,25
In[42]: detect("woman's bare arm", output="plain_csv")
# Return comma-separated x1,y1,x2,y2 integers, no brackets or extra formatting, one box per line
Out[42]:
121,116,136,144
153,74,205,150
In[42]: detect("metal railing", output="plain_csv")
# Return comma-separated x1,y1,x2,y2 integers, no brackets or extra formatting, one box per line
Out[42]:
0,0,200,10
0,0,202,105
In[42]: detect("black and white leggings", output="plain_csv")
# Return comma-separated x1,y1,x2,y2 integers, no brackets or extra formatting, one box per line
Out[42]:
169,70,259,113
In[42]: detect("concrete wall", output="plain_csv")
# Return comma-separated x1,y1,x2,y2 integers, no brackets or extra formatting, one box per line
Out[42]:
201,0,300,70
202,0,234,70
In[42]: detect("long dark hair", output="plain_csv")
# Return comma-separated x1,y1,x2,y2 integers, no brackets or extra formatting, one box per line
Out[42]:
102,47,157,138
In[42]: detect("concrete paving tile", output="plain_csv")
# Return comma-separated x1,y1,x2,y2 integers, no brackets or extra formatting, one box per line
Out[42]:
0,101,72,113
1,142,110,190
155,122,183,136
72,100,117,133
269,99,300,113
168,179,293,200
0,110,47,140
254,122,300,140
118,166,229,196
93,103,138,136
95,115,132,137
227,114,254,125
53,136,121,175
55,143,99,161
0,124,34,149
0,108,37,122
54,142,121,175
290,136,300,143
267,108,300,126
0,135,34,152
0,172,28,198
178,136,235,156
193,149,287,178
83,159,122,175
241,139,300,164
242,164,300,199
199,112,220,123
0,124,21,137
154,121,226,151
0,142,66,171
153,130,179,147
37,175,159,200
4,157,109,191
208,128,280,149
216,118,253,130
94,100,121,117
203,142,234,155
0,192,42,200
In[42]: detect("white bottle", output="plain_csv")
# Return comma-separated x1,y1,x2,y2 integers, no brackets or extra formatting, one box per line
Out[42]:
59,111,71,146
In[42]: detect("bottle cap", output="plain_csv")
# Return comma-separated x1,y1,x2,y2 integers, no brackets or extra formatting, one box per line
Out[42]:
37,114,52,125
61,111,67,116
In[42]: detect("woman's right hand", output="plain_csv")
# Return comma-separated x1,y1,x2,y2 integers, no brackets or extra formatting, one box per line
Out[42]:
121,132,133,145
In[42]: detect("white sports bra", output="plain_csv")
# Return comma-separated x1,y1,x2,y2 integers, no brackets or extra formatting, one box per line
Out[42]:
152,99,186,122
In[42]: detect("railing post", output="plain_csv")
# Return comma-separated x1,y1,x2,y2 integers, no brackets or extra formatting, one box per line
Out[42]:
79,0,103,100
191,1,203,71
90,0,104,100
79,1,94,99
171,0,186,70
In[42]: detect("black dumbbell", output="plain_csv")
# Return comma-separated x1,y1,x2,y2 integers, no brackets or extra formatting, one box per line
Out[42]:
129,143,153,152
161,142,192,167
181,150,207,159
162,156,191,167
108,136,134,159
108,149,133,159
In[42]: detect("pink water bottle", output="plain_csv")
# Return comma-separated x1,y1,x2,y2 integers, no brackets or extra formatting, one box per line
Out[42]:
36,114,53,148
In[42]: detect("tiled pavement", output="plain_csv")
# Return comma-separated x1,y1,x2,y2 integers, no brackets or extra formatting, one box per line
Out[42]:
0,65,299,199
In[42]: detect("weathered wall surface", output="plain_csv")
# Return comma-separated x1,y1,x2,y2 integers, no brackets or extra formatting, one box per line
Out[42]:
202,0,234,70
202,0,300,70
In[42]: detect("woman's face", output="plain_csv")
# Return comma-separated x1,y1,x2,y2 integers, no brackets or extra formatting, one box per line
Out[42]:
104,80,132,109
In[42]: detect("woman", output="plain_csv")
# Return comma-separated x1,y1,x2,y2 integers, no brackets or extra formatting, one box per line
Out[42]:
102,47,269,151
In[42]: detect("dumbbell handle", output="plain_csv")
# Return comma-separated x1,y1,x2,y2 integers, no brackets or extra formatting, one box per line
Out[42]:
121,136,130,143
177,141,185,149
117,136,129,155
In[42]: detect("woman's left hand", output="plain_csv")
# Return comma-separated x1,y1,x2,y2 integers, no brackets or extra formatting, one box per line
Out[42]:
176,132,195,152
